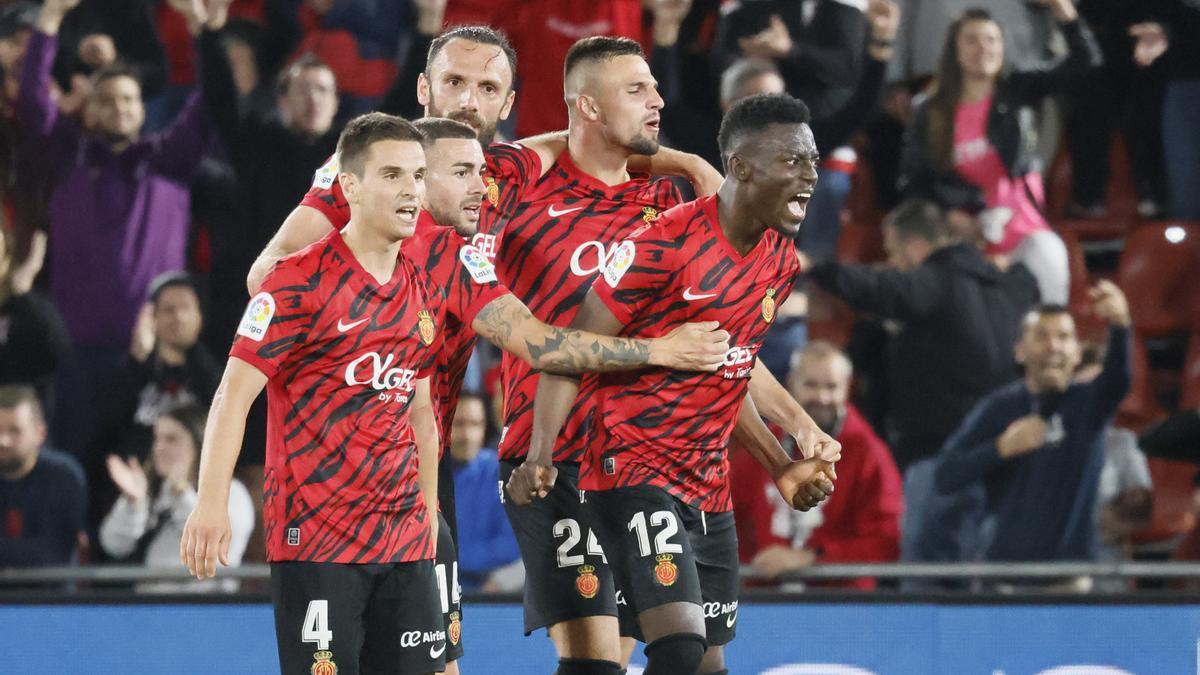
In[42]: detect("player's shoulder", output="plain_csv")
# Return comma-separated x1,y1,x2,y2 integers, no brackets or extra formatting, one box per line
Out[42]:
654,195,713,236
309,153,340,191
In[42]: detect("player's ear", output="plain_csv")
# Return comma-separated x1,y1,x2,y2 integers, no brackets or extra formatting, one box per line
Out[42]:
339,172,360,205
577,95,601,122
416,72,431,107
728,155,751,183
499,89,515,121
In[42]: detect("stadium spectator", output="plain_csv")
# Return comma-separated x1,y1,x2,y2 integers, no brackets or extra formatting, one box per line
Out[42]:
733,342,902,590
1065,1,1167,219
1130,1,1200,219
88,273,220,528
449,392,522,593
99,402,253,592
0,384,86,567
715,0,868,122
0,229,69,408
898,1,1101,305
802,198,1039,471
197,8,337,346
934,281,1132,562
17,0,215,459
265,0,410,116
1,2,51,257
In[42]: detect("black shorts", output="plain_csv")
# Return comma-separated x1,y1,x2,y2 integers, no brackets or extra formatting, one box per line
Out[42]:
435,511,464,662
583,484,740,647
499,460,619,634
270,559,445,675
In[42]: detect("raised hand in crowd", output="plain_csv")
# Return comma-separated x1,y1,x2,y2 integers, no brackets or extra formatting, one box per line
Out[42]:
35,0,81,35
129,302,156,363
1130,22,1168,68
646,0,692,47
106,454,149,504
866,0,900,60
739,14,794,61
413,0,448,36
1027,0,1078,23
5,230,47,298
78,33,116,70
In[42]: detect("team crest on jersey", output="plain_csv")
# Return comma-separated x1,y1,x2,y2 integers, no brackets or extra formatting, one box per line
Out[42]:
418,310,436,345
237,292,275,342
576,565,600,599
448,612,462,645
762,288,777,323
312,156,339,190
311,650,338,675
642,206,659,223
485,177,499,207
654,554,678,587
602,240,636,288
459,245,498,283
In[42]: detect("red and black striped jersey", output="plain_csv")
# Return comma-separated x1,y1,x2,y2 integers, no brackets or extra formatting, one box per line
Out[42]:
406,212,510,460
229,229,446,564
298,142,542,260
494,151,681,464
579,195,802,512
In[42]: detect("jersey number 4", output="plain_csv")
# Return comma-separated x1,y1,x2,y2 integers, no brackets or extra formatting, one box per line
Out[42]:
302,599,333,651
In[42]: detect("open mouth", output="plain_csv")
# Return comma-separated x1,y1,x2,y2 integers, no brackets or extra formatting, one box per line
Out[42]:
462,203,481,222
644,117,661,133
786,190,813,220
395,204,419,221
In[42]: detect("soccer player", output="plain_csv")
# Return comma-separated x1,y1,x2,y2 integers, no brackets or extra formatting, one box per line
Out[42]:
510,94,839,675
245,25,720,293
180,113,448,674
400,115,731,671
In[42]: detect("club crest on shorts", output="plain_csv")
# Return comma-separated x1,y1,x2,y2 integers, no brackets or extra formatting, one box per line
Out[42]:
576,564,600,599
485,177,499,207
311,650,338,675
761,288,776,323
448,612,462,645
418,310,436,345
642,206,658,223
654,554,678,587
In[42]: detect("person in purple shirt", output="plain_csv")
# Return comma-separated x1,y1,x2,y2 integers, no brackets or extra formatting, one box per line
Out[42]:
15,0,216,457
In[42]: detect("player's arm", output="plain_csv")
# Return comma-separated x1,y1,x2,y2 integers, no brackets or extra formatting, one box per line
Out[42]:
732,393,835,512
409,376,440,545
504,290,624,506
748,359,842,462
180,357,268,579
246,205,333,293
471,294,727,374
515,130,723,195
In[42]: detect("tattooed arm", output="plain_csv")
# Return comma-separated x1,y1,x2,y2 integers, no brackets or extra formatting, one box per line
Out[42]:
471,294,728,375
505,290,622,505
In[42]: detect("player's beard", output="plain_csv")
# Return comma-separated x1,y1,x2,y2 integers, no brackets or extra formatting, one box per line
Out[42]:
439,109,499,146
623,132,659,157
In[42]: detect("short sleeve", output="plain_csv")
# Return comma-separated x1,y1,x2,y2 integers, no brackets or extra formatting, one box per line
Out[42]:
228,263,314,379
485,142,542,204
591,224,675,325
299,155,351,228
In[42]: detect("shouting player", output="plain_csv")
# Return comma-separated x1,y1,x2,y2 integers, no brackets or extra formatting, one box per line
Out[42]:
401,115,731,671
181,114,448,674
511,94,839,675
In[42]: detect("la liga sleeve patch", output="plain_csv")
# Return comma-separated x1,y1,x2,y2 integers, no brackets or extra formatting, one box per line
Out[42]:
238,292,276,342
458,244,498,284
602,240,636,288
312,155,339,189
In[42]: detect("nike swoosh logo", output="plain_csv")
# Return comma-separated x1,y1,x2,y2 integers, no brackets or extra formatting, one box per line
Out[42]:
337,318,369,333
683,288,717,301
429,643,446,659
726,612,737,628
548,205,584,218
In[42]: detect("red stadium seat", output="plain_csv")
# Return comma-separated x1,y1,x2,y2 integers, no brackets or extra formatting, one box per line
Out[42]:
1132,458,1198,554
1116,222,1200,339
1055,226,1092,317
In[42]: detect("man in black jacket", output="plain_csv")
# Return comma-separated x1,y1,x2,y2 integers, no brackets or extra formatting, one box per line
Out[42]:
802,198,1040,471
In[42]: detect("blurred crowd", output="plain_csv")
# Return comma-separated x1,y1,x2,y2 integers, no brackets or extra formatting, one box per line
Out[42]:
0,0,1198,594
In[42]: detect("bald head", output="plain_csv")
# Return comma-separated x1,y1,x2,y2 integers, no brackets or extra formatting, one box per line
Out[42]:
789,341,853,433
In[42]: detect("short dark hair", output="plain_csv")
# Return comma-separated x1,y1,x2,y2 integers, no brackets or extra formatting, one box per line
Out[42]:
413,117,478,151
336,113,424,177
563,36,645,81
91,62,141,90
1021,304,1074,335
427,25,517,85
717,93,811,164
0,384,42,421
147,271,200,306
883,198,955,245
276,52,333,97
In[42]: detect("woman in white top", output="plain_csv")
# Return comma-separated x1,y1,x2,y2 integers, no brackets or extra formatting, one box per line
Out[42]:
99,402,254,592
